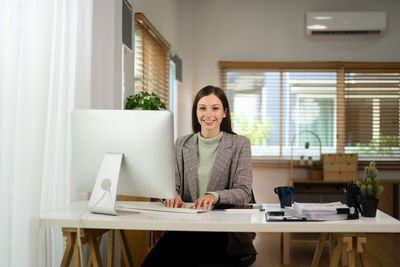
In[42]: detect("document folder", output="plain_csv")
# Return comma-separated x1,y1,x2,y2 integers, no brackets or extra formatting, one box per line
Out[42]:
266,211,307,221
266,202,352,221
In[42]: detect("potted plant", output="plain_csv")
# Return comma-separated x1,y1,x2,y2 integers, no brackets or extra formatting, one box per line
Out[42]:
310,161,323,180
125,90,166,110
300,155,305,165
307,156,312,165
356,161,383,217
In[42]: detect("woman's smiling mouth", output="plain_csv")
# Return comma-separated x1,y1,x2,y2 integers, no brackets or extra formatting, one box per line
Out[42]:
204,119,215,125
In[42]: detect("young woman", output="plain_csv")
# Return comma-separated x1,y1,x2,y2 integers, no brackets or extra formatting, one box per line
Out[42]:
141,85,256,266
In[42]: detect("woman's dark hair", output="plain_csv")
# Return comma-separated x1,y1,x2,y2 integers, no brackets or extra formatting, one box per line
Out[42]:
192,85,235,134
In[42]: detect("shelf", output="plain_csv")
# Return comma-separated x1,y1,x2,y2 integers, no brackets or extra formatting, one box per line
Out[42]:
291,178,350,184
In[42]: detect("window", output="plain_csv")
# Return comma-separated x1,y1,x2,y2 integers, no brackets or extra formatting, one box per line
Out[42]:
344,70,400,158
219,62,400,160
134,13,170,107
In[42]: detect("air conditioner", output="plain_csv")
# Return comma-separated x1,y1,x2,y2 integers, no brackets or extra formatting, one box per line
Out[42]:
306,12,386,36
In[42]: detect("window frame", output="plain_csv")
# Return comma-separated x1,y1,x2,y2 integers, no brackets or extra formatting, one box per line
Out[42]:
219,61,400,161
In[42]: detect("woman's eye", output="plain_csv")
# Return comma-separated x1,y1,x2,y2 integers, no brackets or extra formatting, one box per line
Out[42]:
199,107,206,110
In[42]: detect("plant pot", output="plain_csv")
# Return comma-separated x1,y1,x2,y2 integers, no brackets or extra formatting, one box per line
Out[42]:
310,170,323,180
359,198,379,217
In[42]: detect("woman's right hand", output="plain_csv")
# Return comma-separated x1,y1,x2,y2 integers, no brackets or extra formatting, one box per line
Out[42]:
163,195,186,208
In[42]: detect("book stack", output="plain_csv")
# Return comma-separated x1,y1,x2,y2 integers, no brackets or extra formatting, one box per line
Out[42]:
286,202,350,221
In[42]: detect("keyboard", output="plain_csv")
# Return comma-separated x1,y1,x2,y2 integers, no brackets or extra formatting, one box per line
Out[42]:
117,202,209,214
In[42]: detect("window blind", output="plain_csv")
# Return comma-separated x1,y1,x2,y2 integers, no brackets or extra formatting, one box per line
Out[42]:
344,70,400,158
134,13,170,106
219,62,400,159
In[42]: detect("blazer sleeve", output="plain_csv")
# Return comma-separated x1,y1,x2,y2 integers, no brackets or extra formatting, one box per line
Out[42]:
216,136,253,205
175,135,190,197
174,137,184,196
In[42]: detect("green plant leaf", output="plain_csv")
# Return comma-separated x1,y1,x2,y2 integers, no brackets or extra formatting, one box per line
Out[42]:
125,90,166,110
356,161,382,199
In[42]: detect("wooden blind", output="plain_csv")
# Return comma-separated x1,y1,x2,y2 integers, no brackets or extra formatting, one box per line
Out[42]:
134,13,170,106
219,62,400,159
344,70,400,158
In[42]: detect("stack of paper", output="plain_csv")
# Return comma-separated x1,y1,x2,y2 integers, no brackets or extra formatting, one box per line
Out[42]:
288,202,349,221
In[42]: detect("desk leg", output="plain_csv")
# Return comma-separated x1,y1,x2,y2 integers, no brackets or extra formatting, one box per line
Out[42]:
357,237,369,267
117,230,133,267
107,230,115,267
282,232,290,265
329,235,344,267
87,233,103,266
73,240,81,267
61,228,134,267
329,234,369,267
311,232,328,267
61,232,75,267
343,236,355,267
88,235,103,267
61,228,108,267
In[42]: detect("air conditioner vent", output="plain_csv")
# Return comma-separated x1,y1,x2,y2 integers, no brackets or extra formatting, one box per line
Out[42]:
306,12,386,36
311,30,382,36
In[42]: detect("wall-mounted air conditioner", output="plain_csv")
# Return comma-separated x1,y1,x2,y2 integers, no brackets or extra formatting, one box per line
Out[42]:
306,12,386,36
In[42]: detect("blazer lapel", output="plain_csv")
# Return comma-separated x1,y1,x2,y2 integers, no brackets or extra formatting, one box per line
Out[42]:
182,134,198,202
207,133,233,192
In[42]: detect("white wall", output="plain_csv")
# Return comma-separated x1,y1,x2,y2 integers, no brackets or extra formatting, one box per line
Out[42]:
185,0,400,91
130,0,193,136
177,0,400,198
130,0,179,52
91,0,122,109
90,0,400,201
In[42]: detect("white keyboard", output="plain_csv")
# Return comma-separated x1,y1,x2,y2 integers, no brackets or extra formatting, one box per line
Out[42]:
117,202,209,214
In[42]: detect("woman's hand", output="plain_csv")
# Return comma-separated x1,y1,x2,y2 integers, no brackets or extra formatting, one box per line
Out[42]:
192,194,215,210
164,195,186,208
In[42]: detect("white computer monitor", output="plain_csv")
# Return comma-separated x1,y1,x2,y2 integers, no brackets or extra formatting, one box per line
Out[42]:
71,109,176,215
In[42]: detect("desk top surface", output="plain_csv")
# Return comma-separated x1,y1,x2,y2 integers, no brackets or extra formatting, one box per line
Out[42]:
40,201,400,233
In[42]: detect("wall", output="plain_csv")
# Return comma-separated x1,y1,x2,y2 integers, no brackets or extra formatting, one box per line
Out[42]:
109,0,200,136
90,0,400,202
185,0,400,90
91,0,122,109
130,0,193,136
178,0,400,202
90,0,189,129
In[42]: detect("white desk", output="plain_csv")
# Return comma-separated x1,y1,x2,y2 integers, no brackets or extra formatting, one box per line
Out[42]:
40,201,400,267
41,201,400,232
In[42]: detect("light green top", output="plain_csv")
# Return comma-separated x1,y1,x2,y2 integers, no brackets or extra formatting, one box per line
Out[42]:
197,132,223,203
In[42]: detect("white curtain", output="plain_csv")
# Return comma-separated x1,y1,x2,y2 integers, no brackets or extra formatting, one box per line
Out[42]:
0,0,92,266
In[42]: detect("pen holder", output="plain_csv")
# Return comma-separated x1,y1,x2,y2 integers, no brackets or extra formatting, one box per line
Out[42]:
274,186,294,208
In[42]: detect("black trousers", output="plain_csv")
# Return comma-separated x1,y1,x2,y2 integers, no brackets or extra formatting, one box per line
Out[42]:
141,231,229,267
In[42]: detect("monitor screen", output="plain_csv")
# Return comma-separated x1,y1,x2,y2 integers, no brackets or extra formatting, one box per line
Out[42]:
71,109,176,204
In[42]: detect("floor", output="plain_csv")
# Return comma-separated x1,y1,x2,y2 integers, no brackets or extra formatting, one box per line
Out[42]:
251,233,400,267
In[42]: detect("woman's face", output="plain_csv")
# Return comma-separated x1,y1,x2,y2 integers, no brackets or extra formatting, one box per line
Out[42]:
196,94,227,137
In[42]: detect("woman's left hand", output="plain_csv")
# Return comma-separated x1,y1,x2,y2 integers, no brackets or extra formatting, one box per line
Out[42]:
192,194,215,210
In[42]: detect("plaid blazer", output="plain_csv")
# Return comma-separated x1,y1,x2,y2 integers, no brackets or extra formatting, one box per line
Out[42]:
175,132,253,205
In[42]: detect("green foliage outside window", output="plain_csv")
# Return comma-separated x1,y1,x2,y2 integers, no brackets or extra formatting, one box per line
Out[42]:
232,113,273,145
355,135,399,156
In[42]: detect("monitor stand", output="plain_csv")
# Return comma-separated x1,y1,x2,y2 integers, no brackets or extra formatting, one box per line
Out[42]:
88,152,123,215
